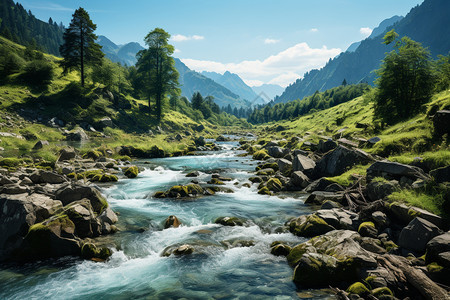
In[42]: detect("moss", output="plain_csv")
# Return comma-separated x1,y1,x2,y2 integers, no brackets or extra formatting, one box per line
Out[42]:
258,186,272,195
82,150,103,160
253,149,269,160
124,165,139,178
267,177,282,191
372,287,393,297
81,243,112,261
358,221,375,232
427,262,444,272
99,174,118,182
383,240,398,252
286,244,308,267
186,184,204,195
153,191,166,198
256,168,274,176
0,157,23,168
169,185,189,197
295,215,332,237
209,178,225,185
261,162,279,171
347,282,370,295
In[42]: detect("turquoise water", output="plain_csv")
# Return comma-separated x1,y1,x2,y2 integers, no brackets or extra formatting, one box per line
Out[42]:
0,142,334,299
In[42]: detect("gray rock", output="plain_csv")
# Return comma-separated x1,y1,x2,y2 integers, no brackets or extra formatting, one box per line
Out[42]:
372,211,389,228
368,137,381,145
30,171,67,184
0,184,29,194
290,171,310,189
98,117,113,129
318,139,337,153
304,178,334,192
288,214,335,237
267,146,284,158
66,128,89,141
367,160,428,181
433,110,450,135
366,179,399,201
58,147,77,161
305,191,344,205
430,165,450,183
321,200,341,210
313,145,372,178
398,217,442,253
360,237,387,254
388,202,443,228
315,208,358,230
292,154,316,173
64,199,102,238
32,140,49,150
277,158,292,175
54,183,107,215
426,232,450,264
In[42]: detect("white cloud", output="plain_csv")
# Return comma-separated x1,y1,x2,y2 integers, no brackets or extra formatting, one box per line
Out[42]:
264,38,280,44
310,28,318,33
359,27,373,37
174,49,181,53
181,42,341,87
244,79,265,87
171,34,204,42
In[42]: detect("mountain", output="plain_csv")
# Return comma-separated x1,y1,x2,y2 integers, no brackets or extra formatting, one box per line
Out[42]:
97,35,144,66
175,59,248,108
202,71,261,104
252,84,285,101
0,0,64,55
275,0,450,104
346,15,404,52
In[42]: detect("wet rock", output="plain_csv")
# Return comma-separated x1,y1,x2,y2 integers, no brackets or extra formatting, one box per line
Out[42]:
214,216,244,226
64,199,102,238
162,244,194,256
288,214,335,237
290,171,310,189
124,165,139,178
313,145,372,178
288,230,377,288
97,117,113,129
266,177,283,192
398,217,442,253
270,242,291,256
367,160,428,181
371,211,389,228
186,171,200,177
164,215,181,229
97,206,118,234
321,200,341,210
81,243,112,261
32,140,49,150
267,146,285,158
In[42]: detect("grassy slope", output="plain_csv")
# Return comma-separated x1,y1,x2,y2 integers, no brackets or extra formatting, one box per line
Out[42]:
255,89,450,214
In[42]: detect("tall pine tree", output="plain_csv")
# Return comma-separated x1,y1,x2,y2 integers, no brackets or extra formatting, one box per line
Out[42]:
59,7,103,86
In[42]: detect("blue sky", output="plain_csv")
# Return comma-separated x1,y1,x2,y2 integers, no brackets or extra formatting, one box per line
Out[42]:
19,0,424,86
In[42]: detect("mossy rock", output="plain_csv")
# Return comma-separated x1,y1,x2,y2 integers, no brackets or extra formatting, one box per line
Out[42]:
83,150,103,160
347,282,370,295
258,186,272,195
271,243,291,256
214,216,244,226
382,240,398,252
99,174,118,182
253,149,270,160
290,214,334,237
292,253,338,288
261,162,279,171
81,243,112,261
150,145,165,158
427,262,444,272
209,178,225,185
186,183,204,195
256,168,275,176
267,178,282,192
358,221,378,238
154,191,166,198
372,287,393,297
124,165,139,178
358,221,375,232
167,185,189,197
249,176,263,183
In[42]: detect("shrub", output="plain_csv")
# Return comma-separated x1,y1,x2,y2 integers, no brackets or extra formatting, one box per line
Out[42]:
21,59,54,85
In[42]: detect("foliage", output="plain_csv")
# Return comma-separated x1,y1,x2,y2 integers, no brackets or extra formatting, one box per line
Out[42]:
435,53,450,92
248,84,370,124
135,28,179,122
59,7,104,86
374,30,435,125
20,59,55,85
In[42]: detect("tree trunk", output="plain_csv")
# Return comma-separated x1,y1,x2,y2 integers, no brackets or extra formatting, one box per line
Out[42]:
80,22,84,87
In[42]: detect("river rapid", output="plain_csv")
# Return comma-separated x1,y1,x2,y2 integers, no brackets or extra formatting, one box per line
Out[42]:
0,140,335,299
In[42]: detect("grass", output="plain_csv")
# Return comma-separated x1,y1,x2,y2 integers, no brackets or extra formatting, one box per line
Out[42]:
326,164,370,187
389,149,450,170
388,189,444,216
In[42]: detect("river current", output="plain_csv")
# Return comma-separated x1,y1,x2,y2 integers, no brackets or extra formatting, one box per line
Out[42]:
0,140,334,299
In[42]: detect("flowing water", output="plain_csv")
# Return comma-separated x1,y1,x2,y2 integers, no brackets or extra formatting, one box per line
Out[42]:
0,140,334,299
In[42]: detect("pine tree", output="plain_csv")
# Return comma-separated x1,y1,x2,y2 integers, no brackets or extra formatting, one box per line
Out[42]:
59,7,103,86
191,92,204,109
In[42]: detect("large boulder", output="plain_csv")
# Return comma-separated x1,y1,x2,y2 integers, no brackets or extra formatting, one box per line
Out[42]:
426,232,450,264
54,183,108,214
315,208,359,230
58,147,77,161
288,214,335,237
287,230,377,288
0,193,63,259
66,128,89,141
290,171,310,189
30,170,67,184
305,191,345,206
277,158,292,176
32,140,49,150
318,139,337,153
313,145,372,178
387,202,443,228
398,217,442,253
267,146,285,158
64,199,102,238
97,206,118,234
304,178,334,193
430,165,450,184
433,110,450,135
292,154,316,174
366,161,428,181
20,214,81,260
366,179,400,201
96,117,113,129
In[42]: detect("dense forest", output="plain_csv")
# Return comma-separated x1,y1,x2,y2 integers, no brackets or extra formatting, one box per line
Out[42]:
0,0,64,55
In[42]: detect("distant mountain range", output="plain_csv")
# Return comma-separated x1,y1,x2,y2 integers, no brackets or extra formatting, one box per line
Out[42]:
274,0,450,104
97,35,144,66
252,84,285,101
346,15,403,52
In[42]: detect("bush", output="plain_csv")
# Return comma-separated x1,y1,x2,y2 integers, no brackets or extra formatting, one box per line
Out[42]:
21,60,54,85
